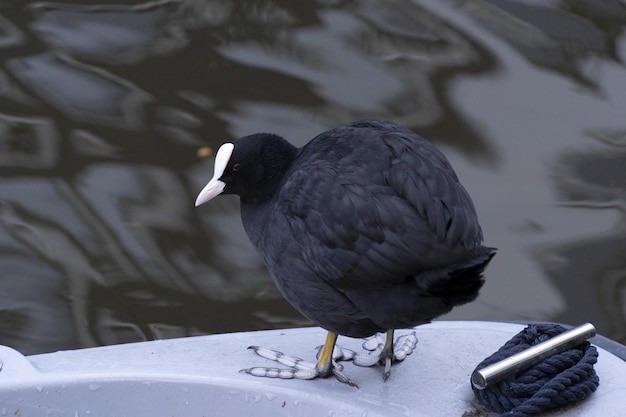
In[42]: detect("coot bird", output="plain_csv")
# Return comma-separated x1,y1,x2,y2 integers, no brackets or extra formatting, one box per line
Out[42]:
196,119,495,386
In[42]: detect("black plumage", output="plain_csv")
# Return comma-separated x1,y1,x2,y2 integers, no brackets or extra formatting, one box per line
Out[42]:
196,119,495,382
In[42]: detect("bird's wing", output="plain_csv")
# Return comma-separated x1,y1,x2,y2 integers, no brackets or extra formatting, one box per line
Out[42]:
277,125,484,290
381,130,484,251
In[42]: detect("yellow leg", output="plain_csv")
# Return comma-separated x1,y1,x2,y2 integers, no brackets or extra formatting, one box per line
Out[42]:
315,331,338,377
315,331,358,387
382,330,394,354
381,329,394,381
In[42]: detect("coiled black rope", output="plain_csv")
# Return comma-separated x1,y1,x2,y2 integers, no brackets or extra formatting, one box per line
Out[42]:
472,323,600,417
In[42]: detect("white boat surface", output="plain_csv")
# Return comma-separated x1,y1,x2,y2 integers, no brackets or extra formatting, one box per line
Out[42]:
0,321,624,417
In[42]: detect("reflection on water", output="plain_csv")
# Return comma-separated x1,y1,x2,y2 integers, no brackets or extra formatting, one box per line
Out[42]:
0,0,624,354
541,140,626,340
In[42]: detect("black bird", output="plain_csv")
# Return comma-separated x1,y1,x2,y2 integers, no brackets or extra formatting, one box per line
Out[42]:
195,119,495,385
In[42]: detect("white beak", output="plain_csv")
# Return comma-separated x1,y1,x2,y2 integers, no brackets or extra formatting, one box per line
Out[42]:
195,178,226,206
195,143,235,207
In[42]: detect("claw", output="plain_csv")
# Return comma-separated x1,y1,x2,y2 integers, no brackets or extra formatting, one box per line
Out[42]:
351,331,418,381
241,366,319,380
243,345,358,387
331,366,359,388
393,332,418,361
247,346,315,370
240,331,417,386
382,356,392,381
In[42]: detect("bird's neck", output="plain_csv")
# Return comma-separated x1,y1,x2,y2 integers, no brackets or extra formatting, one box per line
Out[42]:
240,140,298,204
240,199,273,250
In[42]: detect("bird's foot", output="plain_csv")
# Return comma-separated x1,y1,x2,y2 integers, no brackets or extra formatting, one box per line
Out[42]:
241,346,359,388
348,332,418,380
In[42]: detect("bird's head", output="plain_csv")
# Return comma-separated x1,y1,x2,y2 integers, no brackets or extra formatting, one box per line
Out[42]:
195,133,297,206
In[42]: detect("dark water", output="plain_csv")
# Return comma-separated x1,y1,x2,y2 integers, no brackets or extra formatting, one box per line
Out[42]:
1,0,625,355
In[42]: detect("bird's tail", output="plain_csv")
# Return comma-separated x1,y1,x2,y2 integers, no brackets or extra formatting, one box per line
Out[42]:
424,247,496,307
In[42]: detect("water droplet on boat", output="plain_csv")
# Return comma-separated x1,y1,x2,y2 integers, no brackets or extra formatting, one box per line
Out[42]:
35,385,43,393
264,393,276,401
244,393,262,403
1,407,7,416
88,384,101,392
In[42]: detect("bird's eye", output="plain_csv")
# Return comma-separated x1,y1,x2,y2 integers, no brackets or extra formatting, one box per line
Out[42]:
232,163,242,172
